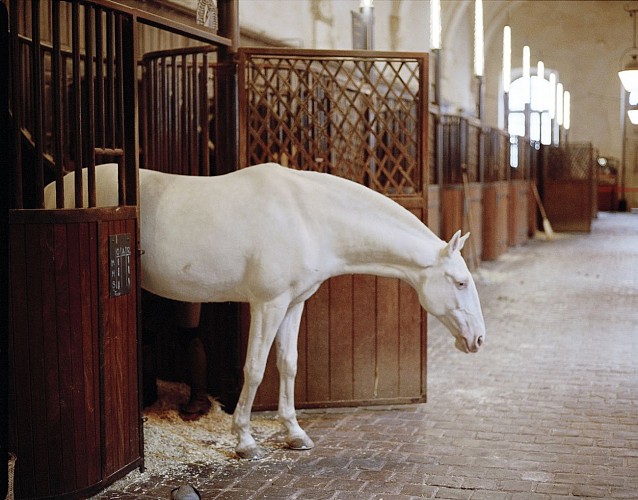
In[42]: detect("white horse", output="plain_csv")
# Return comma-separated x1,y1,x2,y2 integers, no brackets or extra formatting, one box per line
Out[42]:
45,163,485,459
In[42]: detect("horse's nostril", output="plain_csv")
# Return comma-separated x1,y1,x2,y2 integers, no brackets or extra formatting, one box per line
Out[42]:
476,336,484,347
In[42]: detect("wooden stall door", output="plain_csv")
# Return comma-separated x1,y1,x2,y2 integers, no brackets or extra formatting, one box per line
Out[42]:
9,209,141,499
247,201,426,410
238,48,428,409
543,144,595,232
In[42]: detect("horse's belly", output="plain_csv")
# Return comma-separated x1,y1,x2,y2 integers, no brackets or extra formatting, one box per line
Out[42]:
140,255,248,303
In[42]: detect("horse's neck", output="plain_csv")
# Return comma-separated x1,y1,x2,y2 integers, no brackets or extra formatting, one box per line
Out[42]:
319,188,443,284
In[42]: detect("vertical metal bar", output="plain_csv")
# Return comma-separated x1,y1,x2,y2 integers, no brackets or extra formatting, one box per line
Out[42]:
106,10,115,149
51,1,65,208
191,53,199,176
161,55,168,171
72,1,83,208
31,0,45,208
149,58,156,169
10,0,23,208
95,7,105,150
171,55,178,169
200,51,210,176
115,13,125,204
121,12,139,207
85,5,96,207
181,53,188,173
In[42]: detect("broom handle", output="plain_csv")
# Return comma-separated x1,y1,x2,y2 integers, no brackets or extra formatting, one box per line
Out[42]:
531,183,549,220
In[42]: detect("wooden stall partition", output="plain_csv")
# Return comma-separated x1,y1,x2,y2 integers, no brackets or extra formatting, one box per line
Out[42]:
246,199,426,410
508,180,530,246
542,143,595,232
8,208,140,499
439,115,483,269
482,181,508,260
428,185,441,236
481,127,510,260
238,48,428,409
441,184,483,269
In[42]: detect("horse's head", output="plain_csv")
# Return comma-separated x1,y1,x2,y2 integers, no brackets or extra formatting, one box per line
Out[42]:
418,230,486,353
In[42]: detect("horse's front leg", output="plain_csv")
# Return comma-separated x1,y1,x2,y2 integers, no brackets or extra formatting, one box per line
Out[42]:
232,301,287,460
275,301,314,451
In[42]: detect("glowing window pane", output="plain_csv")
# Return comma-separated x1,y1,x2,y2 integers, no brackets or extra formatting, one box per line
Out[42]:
508,112,525,137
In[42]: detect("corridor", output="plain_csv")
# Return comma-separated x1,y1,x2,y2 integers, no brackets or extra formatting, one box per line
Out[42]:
97,212,638,499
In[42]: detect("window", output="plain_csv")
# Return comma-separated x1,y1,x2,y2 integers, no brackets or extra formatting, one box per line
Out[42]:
507,72,555,166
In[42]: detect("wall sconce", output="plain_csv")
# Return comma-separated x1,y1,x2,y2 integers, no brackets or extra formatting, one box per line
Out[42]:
619,7,638,92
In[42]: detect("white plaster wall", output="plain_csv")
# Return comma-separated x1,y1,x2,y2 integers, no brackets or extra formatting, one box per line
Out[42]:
238,0,431,51
170,0,637,199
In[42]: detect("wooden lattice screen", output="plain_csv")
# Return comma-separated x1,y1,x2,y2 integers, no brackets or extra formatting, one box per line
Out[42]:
238,48,428,196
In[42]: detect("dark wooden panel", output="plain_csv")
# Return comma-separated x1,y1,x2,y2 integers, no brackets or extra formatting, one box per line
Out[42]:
8,224,37,494
9,211,140,498
329,275,354,401
441,187,464,242
442,184,482,267
398,279,424,398
544,180,592,232
305,282,331,403
376,277,400,398
508,180,529,246
482,181,509,260
352,275,377,401
100,218,140,477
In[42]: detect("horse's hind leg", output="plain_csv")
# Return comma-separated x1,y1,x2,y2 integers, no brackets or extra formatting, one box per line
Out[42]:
275,301,314,451
232,301,287,460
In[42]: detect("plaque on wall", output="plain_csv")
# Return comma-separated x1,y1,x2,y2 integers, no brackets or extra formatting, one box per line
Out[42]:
109,233,132,297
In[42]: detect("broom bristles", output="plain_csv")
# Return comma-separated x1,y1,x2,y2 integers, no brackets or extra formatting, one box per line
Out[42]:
543,217,554,240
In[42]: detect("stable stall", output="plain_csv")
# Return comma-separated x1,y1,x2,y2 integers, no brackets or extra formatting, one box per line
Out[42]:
5,1,235,497
481,128,510,260
237,48,430,409
542,143,596,232
439,115,483,269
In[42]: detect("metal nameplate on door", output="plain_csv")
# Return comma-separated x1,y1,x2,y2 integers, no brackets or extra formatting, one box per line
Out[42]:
109,233,132,297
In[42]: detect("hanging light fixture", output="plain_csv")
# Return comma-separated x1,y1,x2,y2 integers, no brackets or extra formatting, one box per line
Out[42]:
619,7,638,92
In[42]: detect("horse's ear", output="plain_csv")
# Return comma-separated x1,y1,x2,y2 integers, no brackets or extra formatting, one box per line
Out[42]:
441,230,470,257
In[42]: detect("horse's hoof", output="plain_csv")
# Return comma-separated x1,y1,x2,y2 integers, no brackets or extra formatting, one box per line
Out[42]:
286,434,315,451
236,445,265,460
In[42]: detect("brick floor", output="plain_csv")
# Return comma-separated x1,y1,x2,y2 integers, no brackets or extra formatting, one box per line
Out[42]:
94,212,638,499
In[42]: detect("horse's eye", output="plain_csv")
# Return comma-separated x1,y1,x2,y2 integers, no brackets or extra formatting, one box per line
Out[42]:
456,281,467,289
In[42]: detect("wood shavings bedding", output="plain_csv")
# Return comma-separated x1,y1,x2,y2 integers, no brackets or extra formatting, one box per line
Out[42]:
95,380,282,496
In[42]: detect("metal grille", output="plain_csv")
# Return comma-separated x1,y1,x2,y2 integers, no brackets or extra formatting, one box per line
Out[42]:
438,115,482,184
12,1,133,208
239,49,427,195
483,128,509,182
140,46,216,176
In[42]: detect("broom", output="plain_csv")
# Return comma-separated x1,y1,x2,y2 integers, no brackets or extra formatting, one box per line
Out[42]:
531,183,554,240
